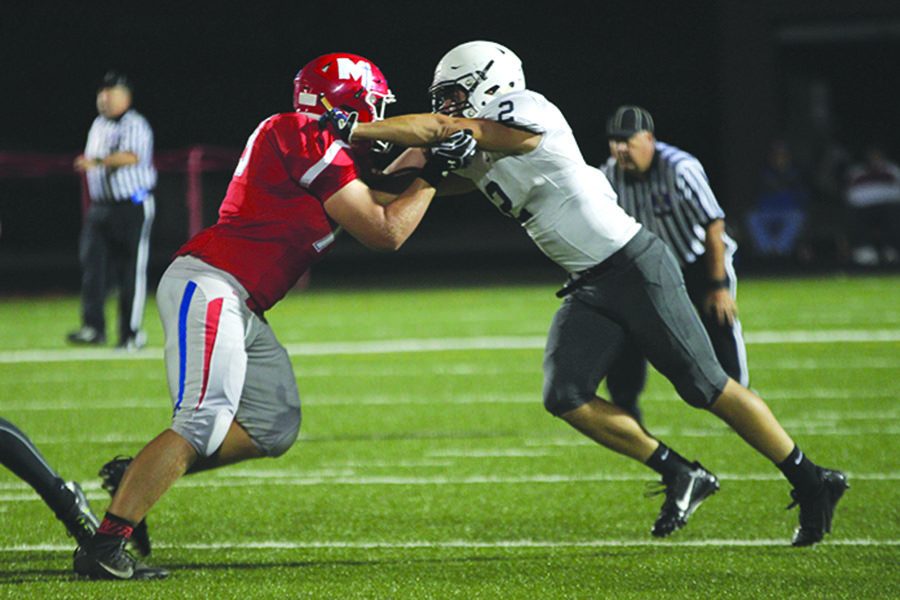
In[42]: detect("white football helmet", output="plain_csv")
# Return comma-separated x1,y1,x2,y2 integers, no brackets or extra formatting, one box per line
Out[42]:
429,41,526,118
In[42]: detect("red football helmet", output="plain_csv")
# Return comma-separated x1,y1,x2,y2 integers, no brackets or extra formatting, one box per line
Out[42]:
293,53,395,123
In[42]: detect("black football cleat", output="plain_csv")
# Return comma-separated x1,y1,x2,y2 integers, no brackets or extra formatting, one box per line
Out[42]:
59,481,100,546
116,330,147,352
66,326,106,346
649,462,720,538
788,468,849,547
74,539,168,580
99,456,152,557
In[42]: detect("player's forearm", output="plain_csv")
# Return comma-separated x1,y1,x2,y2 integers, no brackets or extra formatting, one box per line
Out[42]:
378,179,436,249
102,152,140,168
371,189,399,206
704,219,727,283
354,114,459,147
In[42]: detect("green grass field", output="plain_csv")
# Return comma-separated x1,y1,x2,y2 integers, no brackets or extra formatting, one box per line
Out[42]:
1,274,898,599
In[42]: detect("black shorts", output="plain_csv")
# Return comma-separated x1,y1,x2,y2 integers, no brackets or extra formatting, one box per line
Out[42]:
542,229,729,414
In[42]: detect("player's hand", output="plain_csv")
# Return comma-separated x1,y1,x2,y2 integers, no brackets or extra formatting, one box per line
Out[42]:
704,289,737,326
318,108,358,144
419,130,477,187
74,155,96,172
431,129,478,170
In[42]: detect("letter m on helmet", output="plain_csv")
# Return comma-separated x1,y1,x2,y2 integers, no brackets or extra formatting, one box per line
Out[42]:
336,58,373,89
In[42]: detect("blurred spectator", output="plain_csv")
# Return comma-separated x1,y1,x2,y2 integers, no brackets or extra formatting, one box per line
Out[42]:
844,145,900,266
746,140,810,258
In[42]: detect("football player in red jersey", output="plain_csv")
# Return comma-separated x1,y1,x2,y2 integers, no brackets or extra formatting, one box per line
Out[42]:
73,53,476,580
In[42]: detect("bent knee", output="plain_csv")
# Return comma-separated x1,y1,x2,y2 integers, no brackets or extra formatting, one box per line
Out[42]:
543,379,594,417
672,370,727,409
172,407,235,458
254,405,302,458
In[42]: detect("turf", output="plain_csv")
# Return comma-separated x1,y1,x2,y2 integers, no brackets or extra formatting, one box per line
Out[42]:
1,274,898,598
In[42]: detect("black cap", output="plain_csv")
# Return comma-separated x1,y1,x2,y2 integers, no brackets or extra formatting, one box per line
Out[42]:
606,105,654,139
99,70,132,91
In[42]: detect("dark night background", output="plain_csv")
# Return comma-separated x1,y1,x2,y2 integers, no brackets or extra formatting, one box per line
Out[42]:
1,0,899,292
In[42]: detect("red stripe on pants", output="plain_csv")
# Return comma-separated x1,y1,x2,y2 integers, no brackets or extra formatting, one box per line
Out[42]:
196,298,224,409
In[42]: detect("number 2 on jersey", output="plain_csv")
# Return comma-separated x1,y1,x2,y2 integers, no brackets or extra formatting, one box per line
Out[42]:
485,181,532,223
497,100,515,123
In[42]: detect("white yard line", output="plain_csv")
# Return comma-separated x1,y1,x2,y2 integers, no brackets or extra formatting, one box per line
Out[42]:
1,329,898,364
5,389,899,413
11,358,900,385
2,538,897,553
9,423,898,446
2,470,897,499
426,449,553,458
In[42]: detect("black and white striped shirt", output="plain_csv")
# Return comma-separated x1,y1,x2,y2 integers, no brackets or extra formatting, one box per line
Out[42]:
601,141,735,267
84,109,156,202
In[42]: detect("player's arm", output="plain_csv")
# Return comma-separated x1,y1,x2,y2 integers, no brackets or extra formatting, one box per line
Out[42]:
73,152,139,171
324,178,435,251
675,159,736,324
353,113,541,154
102,152,140,168
383,147,476,197
104,118,150,169
323,130,477,249
702,218,737,325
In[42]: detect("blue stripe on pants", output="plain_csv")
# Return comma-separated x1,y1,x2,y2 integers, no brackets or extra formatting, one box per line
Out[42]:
174,281,198,414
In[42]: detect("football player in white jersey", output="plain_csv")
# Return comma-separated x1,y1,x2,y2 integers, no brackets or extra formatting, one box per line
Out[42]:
322,41,847,546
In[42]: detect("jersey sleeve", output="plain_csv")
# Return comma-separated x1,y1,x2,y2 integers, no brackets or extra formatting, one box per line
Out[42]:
84,117,102,154
675,159,725,223
478,90,548,134
271,114,360,202
119,114,154,162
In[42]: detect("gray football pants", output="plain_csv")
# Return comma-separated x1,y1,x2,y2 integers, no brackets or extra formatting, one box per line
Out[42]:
543,229,729,416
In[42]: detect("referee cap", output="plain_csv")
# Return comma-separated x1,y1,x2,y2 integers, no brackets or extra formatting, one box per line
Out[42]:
606,105,654,139
99,70,132,91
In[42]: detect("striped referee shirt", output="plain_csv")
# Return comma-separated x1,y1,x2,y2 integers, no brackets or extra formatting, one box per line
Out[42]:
84,109,156,202
601,141,735,267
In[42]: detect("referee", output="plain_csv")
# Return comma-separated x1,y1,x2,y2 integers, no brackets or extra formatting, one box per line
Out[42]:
600,105,748,423
68,71,156,350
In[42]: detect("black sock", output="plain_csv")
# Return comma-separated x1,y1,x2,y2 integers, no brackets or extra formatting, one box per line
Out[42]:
776,445,821,494
0,417,75,517
645,442,693,481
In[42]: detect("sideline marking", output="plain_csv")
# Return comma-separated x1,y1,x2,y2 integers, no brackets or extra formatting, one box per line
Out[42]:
1,329,899,364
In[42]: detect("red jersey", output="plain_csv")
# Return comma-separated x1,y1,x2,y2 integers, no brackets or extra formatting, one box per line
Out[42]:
176,112,358,313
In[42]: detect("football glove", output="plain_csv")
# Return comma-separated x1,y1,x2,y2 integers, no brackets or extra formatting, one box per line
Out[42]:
318,108,358,144
420,129,477,187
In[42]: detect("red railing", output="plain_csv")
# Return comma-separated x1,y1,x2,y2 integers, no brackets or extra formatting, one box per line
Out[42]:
0,146,240,237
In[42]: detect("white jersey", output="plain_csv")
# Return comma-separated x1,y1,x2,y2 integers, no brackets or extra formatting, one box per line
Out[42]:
456,90,641,273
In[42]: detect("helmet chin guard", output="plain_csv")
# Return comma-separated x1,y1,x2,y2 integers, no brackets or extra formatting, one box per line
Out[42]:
429,41,525,117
